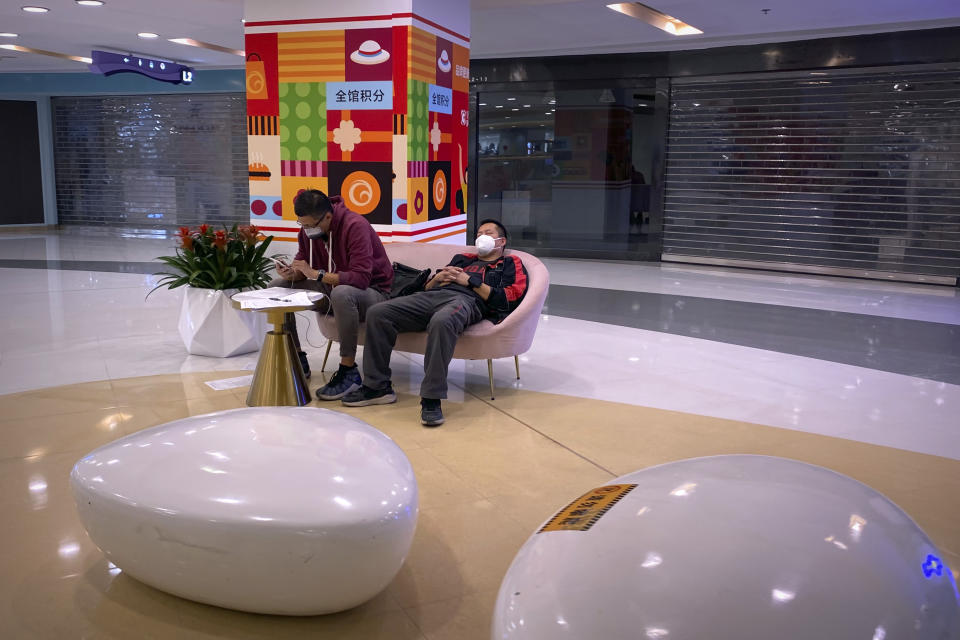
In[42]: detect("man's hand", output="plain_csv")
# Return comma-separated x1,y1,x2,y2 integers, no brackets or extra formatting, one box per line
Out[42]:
448,267,471,287
292,259,320,281
276,262,297,280
427,267,455,289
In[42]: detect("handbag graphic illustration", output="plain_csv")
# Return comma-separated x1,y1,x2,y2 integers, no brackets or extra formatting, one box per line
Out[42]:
246,53,268,100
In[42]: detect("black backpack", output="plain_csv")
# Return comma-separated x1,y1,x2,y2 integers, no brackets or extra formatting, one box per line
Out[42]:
389,262,431,299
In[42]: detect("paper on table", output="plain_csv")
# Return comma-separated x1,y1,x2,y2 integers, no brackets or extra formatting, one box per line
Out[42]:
232,287,324,309
233,286,314,300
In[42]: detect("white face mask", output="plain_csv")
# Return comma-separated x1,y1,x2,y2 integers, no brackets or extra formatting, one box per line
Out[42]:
304,227,327,240
475,234,497,255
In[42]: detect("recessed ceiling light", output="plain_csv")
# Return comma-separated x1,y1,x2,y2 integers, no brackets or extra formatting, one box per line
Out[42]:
511,108,519,111
22,6,50,12
495,105,503,109
523,104,531,107
506,97,516,101
0,33,18,37
606,2,703,35
479,102,487,106
138,32,159,39
75,0,104,5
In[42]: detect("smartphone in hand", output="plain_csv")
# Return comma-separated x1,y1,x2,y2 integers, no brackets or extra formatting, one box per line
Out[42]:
270,257,291,270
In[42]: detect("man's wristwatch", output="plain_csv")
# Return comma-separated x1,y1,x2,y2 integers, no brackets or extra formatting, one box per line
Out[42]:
311,269,326,281
467,273,483,289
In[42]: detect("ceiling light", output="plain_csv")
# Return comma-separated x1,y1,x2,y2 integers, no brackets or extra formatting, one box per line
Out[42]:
22,6,50,12
169,37,245,56
479,102,487,106
507,97,516,101
138,32,159,39
607,2,703,35
523,104,531,107
0,33,18,38
76,0,104,5
495,105,503,109
511,108,519,111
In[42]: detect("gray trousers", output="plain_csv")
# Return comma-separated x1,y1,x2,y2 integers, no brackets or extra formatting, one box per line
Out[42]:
362,288,482,400
268,277,387,359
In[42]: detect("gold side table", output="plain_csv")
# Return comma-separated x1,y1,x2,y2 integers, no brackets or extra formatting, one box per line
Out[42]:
231,297,314,407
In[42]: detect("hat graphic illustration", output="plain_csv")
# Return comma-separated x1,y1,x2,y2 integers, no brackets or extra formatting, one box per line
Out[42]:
437,49,451,73
351,40,390,65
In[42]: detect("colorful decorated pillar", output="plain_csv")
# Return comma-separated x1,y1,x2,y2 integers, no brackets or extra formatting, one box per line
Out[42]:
243,0,470,245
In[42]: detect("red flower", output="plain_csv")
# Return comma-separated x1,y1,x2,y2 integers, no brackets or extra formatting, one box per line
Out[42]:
213,229,228,250
176,226,194,251
198,224,210,235
238,224,259,246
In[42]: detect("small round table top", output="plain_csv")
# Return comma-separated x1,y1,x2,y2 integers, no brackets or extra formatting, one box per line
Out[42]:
230,294,314,314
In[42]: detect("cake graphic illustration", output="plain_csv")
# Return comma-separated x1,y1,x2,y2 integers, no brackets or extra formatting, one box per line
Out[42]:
437,49,451,73
248,152,271,181
350,40,390,65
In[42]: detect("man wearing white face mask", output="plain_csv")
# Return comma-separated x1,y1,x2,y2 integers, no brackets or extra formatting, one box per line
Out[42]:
270,189,393,399
342,219,528,427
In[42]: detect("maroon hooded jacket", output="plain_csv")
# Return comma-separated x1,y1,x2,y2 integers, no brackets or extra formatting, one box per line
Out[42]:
293,196,393,292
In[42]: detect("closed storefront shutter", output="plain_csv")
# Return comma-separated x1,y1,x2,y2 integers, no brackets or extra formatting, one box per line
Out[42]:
663,65,960,284
52,93,248,229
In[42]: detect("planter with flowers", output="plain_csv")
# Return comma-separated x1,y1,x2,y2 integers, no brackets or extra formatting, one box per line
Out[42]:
151,224,276,358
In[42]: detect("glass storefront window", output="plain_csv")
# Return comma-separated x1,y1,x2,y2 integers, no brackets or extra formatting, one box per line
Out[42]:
476,86,661,259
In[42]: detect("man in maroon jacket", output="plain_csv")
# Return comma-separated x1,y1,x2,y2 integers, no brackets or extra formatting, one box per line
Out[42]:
342,220,528,427
272,189,393,401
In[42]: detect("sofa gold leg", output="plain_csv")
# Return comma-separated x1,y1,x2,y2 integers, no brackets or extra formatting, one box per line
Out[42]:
514,355,520,380
487,359,495,400
321,341,332,372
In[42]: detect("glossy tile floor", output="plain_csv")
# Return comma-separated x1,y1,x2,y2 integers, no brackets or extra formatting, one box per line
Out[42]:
1,227,959,639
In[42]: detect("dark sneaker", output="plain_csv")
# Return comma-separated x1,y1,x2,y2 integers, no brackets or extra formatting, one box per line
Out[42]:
298,351,311,379
341,384,397,407
420,398,444,427
316,365,362,401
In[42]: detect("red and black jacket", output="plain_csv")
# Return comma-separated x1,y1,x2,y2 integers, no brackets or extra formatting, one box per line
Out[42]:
439,253,529,324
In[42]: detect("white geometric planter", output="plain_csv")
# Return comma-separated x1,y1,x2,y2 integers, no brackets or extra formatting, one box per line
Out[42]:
178,287,265,358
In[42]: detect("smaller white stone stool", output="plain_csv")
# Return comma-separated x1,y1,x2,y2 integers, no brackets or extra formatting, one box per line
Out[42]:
71,407,418,615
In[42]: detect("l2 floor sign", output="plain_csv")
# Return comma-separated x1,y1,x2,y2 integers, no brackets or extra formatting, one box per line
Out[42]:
89,50,194,85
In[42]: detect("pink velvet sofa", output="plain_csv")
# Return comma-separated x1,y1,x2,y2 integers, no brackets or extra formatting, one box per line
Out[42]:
317,242,549,398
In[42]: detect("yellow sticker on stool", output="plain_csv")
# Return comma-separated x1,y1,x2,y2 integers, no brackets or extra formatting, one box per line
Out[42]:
538,484,637,533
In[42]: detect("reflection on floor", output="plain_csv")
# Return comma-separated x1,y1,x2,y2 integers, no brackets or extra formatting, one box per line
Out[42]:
1,372,957,639
2,227,960,638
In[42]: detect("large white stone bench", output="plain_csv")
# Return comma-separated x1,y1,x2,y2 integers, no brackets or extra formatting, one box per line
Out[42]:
494,455,960,639
71,407,418,615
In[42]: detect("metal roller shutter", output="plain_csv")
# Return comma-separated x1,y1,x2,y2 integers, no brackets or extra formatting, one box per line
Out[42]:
663,65,960,285
52,93,248,230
